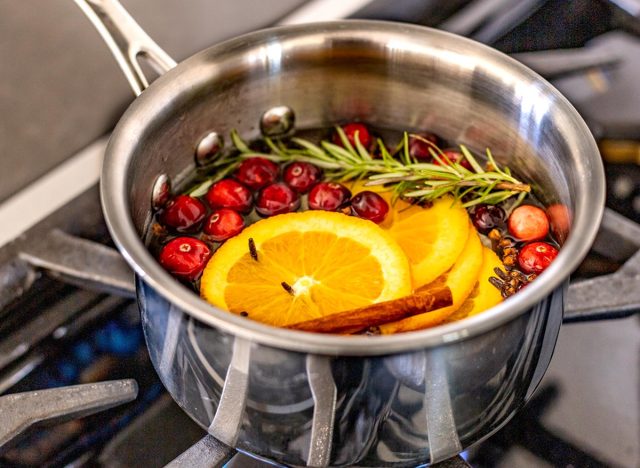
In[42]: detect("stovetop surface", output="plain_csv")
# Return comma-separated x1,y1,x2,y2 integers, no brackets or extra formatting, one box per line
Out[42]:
1,0,640,467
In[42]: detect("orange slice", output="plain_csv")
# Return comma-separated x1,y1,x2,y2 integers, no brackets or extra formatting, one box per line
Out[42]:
378,227,483,333
200,211,411,327
346,182,470,288
385,196,470,288
448,247,505,321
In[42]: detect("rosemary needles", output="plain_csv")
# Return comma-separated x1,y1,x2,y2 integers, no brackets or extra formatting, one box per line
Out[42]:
222,128,531,208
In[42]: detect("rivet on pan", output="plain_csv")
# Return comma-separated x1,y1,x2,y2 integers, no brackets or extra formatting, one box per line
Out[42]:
195,131,224,165
260,105,295,137
151,174,171,211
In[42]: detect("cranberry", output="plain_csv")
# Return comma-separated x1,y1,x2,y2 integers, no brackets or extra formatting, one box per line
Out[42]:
546,203,571,243
206,179,252,213
472,204,506,234
508,205,549,241
333,123,373,149
283,162,322,193
350,191,389,224
255,183,300,216
308,182,352,211
518,242,558,274
203,209,245,241
159,195,206,232
158,237,211,281
434,149,472,170
408,133,439,160
234,157,279,190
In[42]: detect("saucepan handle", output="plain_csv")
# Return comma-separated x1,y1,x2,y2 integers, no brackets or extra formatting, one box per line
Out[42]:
563,208,640,322
73,0,176,96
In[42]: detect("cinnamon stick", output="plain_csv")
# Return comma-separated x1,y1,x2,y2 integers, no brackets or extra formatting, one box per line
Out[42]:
286,286,453,334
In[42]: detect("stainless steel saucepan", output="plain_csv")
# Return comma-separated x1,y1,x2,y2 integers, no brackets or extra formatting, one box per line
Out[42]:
73,0,639,466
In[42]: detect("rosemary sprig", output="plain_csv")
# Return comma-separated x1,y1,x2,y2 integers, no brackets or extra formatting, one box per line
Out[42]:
188,149,242,197
224,129,530,207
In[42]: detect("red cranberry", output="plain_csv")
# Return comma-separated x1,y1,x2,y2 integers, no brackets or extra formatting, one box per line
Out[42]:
283,162,322,193
434,149,472,170
472,204,506,234
159,195,206,232
158,237,211,281
333,123,372,149
308,182,352,211
546,203,571,244
350,191,389,224
508,205,549,241
409,133,439,160
206,179,252,213
234,157,279,190
203,209,245,241
518,242,558,274
255,183,300,216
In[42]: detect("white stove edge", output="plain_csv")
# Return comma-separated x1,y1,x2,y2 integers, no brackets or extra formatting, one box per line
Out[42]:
0,138,107,247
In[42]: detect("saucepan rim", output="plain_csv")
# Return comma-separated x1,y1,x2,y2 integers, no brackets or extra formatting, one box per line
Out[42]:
101,20,604,356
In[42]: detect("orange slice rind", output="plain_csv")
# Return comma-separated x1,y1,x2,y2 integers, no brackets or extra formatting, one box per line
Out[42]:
447,247,505,322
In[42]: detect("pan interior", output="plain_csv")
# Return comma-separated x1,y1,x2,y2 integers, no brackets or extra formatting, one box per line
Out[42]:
103,21,603,354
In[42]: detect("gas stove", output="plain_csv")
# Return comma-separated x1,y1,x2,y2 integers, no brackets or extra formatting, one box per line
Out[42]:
1,1,639,467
